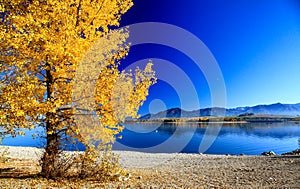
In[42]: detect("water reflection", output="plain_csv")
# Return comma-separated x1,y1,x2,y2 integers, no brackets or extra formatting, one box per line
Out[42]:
114,122,300,154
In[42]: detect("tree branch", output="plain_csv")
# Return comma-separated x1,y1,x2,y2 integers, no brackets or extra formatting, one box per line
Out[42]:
75,0,83,27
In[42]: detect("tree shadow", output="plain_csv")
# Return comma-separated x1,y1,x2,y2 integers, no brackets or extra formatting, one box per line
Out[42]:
0,158,41,178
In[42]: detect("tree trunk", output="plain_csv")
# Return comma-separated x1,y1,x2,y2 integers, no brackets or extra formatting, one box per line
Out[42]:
41,61,60,178
41,126,59,178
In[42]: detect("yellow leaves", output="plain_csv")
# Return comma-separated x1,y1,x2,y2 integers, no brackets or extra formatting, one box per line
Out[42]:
47,130,54,135
75,128,80,135
73,28,156,147
16,110,25,117
18,131,25,136
0,0,156,165
0,4,4,12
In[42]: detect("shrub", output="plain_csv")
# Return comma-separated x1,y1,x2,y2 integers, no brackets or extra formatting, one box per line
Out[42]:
0,146,10,163
39,146,124,181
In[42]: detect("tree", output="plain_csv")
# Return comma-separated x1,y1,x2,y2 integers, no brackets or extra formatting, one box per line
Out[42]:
0,0,156,178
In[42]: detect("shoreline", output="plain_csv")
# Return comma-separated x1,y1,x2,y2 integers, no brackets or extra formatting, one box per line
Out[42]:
1,146,299,187
1,145,298,163
1,145,298,157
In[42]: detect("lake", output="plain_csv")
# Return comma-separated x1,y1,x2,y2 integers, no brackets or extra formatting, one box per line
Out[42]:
2,122,300,155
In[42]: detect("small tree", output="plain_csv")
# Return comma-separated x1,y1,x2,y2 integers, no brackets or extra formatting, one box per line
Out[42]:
0,0,156,178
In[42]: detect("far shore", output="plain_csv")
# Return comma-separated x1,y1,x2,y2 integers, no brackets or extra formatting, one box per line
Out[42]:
126,120,300,124
126,115,300,124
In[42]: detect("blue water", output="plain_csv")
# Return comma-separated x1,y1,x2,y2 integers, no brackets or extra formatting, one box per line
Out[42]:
2,122,300,155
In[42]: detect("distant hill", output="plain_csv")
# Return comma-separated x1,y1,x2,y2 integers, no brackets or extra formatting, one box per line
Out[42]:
139,103,300,120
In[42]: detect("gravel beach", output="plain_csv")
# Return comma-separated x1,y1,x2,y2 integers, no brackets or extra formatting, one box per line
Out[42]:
1,146,299,188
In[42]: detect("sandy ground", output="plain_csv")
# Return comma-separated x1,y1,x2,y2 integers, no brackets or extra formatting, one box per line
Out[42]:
0,146,299,188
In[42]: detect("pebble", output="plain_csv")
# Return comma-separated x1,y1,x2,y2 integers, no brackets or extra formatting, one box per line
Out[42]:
268,177,276,182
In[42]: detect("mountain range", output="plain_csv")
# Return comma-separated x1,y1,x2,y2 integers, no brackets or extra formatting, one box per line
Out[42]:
139,103,300,120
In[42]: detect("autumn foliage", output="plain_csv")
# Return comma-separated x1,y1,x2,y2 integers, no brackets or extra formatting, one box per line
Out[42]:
0,0,156,178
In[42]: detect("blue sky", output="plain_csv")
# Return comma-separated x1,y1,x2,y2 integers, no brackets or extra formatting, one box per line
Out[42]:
119,0,300,115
